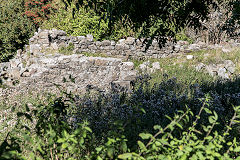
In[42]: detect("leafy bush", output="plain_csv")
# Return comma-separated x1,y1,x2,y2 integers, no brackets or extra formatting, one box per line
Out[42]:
176,31,194,44
0,0,36,62
24,0,56,27
41,7,109,40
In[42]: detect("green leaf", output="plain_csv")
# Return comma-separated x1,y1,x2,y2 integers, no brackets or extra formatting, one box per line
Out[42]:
204,108,212,114
213,111,218,120
176,122,183,129
227,142,232,146
69,137,78,143
97,156,103,160
208,116,215,124
84,126,92,133
96,147,103,153
139,133,152,140
234,147,240,152
107,147,114,159
121,141,128,152
138,141,147,151
118,153,132,159
63,130,69,138
165,115,172,121
61,143,69,149
37,145,44,154
154,125,162,130
57,138,65,143
140,108,146,114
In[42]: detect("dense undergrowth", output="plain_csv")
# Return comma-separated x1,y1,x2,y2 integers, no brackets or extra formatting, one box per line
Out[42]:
2,74,240,159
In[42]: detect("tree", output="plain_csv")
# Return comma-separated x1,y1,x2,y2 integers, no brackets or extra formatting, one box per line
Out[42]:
61,0,214,46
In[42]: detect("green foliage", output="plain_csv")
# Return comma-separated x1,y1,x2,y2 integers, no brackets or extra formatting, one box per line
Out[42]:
41,7,109,40
2,89,240,159
24,0,56,27
58,43,75,55
176,31,194,44
63,0,214,46
0,0,36,62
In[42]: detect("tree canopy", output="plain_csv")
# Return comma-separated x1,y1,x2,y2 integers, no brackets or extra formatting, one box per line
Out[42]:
61,0,215,45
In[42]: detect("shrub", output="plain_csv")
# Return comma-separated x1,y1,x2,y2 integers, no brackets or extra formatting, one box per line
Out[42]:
41,7,109,40
24,0,56,27
0,0,36,62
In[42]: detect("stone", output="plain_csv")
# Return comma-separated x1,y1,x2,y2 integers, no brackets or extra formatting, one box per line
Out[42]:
21,71,31,77
38,30,49,39
205,64,218,76
94,58,109,66
177,40,189,45
125,37,135,45
69,36,78,43
51,42,59,50
38,38,49,44
102,40,111,46
115,44,124,50
195,63,205,71
222,47,232,53
174,44,181,52
224,60,235,68
53,29,66,37
9,68,21,79
77,36,85,41
186,55,194,60
59,36,69,41
121,62,134,70
103,46,115,50
10,59,21,69
86,34,93,42
118,39,125,44
30,44,41,54
111,41,116,46
16,49,23,56
95,41,102,46
88,45,97,50
152,62,161,71
188,44,200,51
197,41,207,48
218,67,229,79
40,58,57,65
227,67,235,74
119,70,136,81
139,64,148,71
224,60,235,74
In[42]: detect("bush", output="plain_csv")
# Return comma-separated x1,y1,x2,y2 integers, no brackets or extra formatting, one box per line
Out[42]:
24,0,56,27
0,0,36,62
41,7,109,40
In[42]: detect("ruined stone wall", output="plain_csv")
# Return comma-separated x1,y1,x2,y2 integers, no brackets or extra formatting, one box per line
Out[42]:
29,29,240,61
28,29,210,60
0,53,136,100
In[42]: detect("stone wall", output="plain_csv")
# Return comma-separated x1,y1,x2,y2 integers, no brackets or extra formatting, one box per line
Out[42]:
0,53,136,100
28,29,240,60
27,29,209,60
